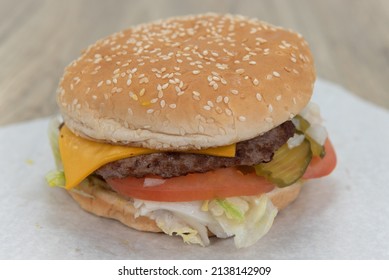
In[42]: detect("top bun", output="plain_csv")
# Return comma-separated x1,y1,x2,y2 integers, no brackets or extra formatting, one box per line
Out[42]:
57,13,315,150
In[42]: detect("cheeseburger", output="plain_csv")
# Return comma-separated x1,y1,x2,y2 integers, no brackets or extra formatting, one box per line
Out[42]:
47,14,336,248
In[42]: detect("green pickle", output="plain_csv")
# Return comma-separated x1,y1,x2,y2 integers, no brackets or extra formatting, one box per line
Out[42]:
295,115,310,132
254,139,312,187
305,135,326,158
294,115,326,158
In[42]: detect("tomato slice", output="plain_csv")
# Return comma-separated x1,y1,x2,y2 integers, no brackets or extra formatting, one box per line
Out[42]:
108,138,336,202
108,167,275,202
303,139,337,179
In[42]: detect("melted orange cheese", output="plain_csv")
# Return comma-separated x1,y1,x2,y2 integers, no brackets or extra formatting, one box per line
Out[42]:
59,126,236,189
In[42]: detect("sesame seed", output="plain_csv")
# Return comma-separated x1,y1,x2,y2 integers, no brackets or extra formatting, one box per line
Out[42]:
162,73,170,79
256,93,262,101
221,78,227,85
193,91,200,96
139,77,149,84
106,80,112,85
162,83,169,89
192,70,200,75
284,66,292,72
291,57,297,63
203,105,211,111
160,100,166,108
238,116,246,122
235,68,245,74
223,96,229,104
129,92,138,101
212,83,218,90
276,95,282,101
249,61,257,65
268,104,273,112
92,95,97,100
273,71,280,77
225,108,232,116
230,89,239,95
253,78,260,86
147,109,154,114
139,88,146,96
97,81,103,87
169,104,177,109
207,100,214,107
216,96,223,103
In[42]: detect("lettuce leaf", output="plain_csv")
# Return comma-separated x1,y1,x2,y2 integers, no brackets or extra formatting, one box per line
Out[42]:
208,195,278,248
46,116,67,188
45,170,65,188
133,194,278,248
153,210,206,246
48,116,63,169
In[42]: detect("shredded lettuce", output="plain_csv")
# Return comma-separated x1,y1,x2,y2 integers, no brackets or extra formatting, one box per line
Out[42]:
45,170,65,188
46,116,67,188
153,210,206,246
212,198,247,222
208,195,278,248
133,194,278,248
48,116,63,169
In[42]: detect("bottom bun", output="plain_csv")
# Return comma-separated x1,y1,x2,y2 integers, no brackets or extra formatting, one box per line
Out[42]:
67,178,302,235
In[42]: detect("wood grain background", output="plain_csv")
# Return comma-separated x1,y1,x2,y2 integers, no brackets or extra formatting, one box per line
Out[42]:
1,0,388,126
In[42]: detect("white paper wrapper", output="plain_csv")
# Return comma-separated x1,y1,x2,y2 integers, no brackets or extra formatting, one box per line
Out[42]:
1,79,388,259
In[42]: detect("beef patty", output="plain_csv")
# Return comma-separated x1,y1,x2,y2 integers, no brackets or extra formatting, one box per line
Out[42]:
96,121,295,179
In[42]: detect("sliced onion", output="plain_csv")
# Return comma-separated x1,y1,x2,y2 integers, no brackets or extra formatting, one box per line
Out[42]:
306,125,328,146
287,133,305,149
143,178,166,187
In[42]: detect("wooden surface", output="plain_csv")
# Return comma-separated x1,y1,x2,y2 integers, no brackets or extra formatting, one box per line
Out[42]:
1,0,388,126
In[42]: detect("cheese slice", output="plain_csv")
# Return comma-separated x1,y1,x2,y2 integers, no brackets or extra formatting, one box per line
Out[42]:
59,125,236,189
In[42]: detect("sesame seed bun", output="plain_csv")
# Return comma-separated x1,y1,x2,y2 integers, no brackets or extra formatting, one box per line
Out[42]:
57,13,315,150
67,179,302,235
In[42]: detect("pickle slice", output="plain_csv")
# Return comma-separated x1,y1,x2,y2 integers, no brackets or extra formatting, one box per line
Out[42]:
294,115,325,158
305,135,326,158
254,139,312,187
294,115,310,132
